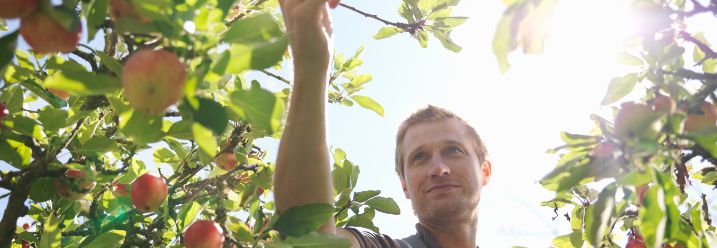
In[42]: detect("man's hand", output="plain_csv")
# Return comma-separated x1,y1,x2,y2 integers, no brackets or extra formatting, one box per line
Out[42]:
279,0,340,77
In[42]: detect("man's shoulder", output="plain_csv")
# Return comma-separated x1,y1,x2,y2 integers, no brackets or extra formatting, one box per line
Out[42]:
343,227,427,248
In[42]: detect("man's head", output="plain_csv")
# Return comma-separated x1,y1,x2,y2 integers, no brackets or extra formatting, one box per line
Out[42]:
395,105,491,222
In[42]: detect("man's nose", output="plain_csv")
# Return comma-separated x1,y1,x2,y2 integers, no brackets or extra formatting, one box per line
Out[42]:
429,156,450,177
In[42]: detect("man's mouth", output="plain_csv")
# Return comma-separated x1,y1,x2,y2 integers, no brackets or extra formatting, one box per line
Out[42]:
426,183,460,193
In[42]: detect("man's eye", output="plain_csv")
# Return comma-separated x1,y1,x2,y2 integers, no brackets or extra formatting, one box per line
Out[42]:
413,153,427,162
446,146,463,154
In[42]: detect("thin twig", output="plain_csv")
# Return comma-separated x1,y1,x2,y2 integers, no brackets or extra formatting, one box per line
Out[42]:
259,69,291,85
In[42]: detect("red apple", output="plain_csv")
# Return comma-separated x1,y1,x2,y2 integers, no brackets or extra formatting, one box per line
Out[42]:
21,240,29,248
614,102,661,141
653,95,675,114
636,184,649,205
592,142,617,159
49,88,71,100
131,173,168,212
626,232,647,248
122,49,186,115
0,102,8,120
55,167,97,200
684,101,717,133
109,0,151,23
112,181,129,197
20,10,82,54
0,0,39,18
183,220,225,248
215,152,237,171
22,223,29,230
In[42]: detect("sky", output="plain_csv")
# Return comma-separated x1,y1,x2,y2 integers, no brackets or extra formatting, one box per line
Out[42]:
1,0,706,247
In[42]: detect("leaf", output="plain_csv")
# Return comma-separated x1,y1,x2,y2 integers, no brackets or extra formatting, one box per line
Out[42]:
20,79,67,108
552,230,583,248
44,67,122,96
83,230,125,248
353,190,381,203
0,134,31,168
492,10,517,73
283,232,352,248
119,109,164,145
332,148,346,163
274,203,334,237
346,215,379,233
29,177,55,202
0,31,18,73
616,52,644,66
39,212,61,248
365,196,400,215
585,183,616,247
193,123,218,159
96,52,123,75
87,0,109,41
178,202,204,230
38,108,69,133
190,97,228,135
213,14,288,74
76,136,118,155
229,83,285,135
373,26,403,40
350,95,384,116
601,73,639,105
431,29,462,52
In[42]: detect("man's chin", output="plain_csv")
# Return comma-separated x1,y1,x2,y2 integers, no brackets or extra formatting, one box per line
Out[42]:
413,198,476,221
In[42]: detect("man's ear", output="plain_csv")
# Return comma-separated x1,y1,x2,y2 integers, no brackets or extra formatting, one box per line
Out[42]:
481,160,492,186
401,179,410,199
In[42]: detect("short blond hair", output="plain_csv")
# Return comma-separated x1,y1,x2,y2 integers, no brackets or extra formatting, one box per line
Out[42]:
395,105,488,180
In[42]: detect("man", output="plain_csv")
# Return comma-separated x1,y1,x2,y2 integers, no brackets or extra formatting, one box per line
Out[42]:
274,0,492,247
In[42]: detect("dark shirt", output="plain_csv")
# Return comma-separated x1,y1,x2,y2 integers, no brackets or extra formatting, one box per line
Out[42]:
346,223,480,248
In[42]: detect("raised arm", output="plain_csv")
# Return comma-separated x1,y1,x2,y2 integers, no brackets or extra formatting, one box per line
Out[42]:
274,0,337,233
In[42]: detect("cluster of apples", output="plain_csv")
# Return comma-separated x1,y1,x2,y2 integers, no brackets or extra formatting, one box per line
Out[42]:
614,95,716,141
1,0,81,54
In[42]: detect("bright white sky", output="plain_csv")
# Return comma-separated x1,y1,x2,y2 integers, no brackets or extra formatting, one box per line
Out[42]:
1,0,702,247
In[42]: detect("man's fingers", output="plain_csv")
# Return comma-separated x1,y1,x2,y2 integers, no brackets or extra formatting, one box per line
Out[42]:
328,0,340,9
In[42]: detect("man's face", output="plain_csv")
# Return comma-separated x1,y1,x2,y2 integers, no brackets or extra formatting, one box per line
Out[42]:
400,119,492,222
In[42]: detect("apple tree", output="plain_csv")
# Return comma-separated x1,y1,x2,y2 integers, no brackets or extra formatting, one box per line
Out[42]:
0,0,466,247
494,0,717,247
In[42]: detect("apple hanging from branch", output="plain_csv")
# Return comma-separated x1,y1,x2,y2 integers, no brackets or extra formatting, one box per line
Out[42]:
122,49,187,115
131,173,168,212
183,220,225,248
19,9,81,54
55,167,97,200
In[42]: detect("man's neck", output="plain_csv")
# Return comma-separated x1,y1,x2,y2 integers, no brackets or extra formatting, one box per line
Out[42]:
418,211,478,248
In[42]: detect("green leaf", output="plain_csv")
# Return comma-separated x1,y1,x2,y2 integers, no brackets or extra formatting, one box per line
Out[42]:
616,52,644,66
29,177,55,202
552,230,583,248
83,230,125,248
190,97,228,135
585,183,616,247
332,148,346,163
193,123,218,159
0,31,18,73
416,30,429,48
365,196,400,215
283,232,352,248
87,0,109,41
12,116,43,139
492,10,517,73
601,73,639,105
44,67,122,96
346,214,379,233
274,203,334,237
39,212,61,248
431,29,461,52
119,109,164,144
354,190,381,203
229,83,285,135
20,79,67,108
38,108,69,133
178,202,204,230
350,95,384,116
76,136,118,155
373,26,403,40
0,134,31,168
213,13,288,74
96,52,123,75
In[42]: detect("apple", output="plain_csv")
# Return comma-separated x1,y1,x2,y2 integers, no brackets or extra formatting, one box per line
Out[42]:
684,101,717,133
653,95,675,114
109,0,151,23
626,232,647,248
636,184,649,205
21,240,29,248
592,142,617,159
112,181,129,197
49,88,71,100
122,49,186,115
22,223,29,230
0,0,39,19
131,173,168,212
614,102,661,141
55,167,97,200
215,152,237,171
183,220,225,248
20,10,82,54
0,102,8,120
